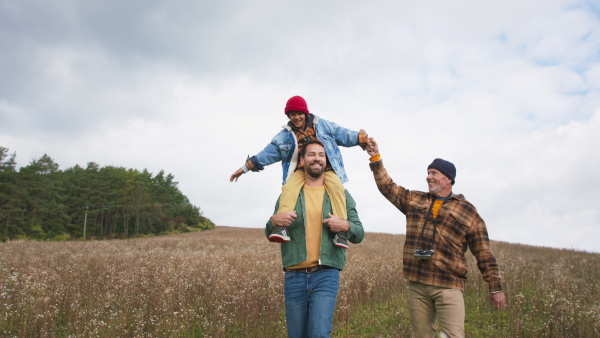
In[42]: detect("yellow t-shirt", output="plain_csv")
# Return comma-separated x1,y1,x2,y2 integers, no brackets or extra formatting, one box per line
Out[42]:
287,185,325,269
432,199,444,219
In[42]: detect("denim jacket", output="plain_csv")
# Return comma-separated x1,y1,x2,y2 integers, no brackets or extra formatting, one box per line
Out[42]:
244,115,359,185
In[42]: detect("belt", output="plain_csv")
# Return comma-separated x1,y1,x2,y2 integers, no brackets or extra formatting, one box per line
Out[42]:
284,265,330,273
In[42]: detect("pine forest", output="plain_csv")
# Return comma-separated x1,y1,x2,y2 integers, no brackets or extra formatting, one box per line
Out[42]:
0,146,214,241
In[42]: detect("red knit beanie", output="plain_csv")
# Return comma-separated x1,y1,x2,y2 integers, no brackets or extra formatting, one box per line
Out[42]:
284,96,309,115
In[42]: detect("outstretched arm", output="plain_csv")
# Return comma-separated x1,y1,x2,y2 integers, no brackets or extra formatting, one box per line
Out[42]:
323,118,367,149
231,131,289,182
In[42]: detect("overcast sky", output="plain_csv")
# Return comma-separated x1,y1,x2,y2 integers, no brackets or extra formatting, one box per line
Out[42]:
1,0,599,252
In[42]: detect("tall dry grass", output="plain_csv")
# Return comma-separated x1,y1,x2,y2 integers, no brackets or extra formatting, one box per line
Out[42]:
0,227,598,337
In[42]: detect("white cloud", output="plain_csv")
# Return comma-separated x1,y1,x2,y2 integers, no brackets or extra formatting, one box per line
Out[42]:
1,0,599,252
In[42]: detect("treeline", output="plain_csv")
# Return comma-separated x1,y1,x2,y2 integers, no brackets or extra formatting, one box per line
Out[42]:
0,146,214,241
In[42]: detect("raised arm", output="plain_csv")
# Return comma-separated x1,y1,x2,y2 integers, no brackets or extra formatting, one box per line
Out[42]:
367,137,409,213
230,131,288,182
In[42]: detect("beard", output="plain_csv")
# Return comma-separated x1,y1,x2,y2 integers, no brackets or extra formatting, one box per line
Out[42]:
427,181,442,194
306,161,326,178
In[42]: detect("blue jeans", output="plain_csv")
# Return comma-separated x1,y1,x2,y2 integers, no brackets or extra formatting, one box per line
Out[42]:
284,267,340,338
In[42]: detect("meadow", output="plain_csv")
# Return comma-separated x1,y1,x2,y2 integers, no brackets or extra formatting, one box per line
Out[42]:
1,226,599,337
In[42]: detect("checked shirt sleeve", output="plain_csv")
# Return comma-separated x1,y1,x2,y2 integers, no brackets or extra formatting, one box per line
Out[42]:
467,214,503,293
369,160,409,213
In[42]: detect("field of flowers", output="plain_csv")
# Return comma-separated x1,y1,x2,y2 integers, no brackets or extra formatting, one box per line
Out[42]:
1,226,599,337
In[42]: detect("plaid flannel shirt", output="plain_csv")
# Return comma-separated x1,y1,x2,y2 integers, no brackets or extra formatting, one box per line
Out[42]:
370,160,503,292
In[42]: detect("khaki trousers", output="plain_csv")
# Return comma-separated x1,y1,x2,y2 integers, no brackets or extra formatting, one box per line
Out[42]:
278,170,347,220
408,281,465,338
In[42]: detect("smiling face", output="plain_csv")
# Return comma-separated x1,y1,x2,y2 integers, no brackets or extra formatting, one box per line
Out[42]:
287,111,306,130
426,168,453,197
300,142,326,178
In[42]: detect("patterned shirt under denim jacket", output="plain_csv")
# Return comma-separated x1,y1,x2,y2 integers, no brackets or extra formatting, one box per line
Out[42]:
242,114,367,185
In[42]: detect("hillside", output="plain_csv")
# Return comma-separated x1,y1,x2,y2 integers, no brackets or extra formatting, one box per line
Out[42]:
0,227,598,337
0,146,215,241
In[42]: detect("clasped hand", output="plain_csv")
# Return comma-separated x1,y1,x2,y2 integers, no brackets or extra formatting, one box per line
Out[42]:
323,213,350,233
366,137,379,157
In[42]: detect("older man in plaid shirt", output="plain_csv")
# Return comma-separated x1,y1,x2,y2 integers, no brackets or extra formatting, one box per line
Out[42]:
366,137,506,338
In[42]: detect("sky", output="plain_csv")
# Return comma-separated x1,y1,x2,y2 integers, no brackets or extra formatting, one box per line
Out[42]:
1,0,599,252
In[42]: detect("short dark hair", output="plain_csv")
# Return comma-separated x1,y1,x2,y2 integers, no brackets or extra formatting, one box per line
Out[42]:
299,139,325,159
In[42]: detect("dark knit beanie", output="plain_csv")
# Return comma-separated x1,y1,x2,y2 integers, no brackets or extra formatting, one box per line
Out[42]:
284,96,309,115
428,158,456,184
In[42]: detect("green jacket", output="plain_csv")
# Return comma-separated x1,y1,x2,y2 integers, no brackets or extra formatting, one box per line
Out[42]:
265,188,364,270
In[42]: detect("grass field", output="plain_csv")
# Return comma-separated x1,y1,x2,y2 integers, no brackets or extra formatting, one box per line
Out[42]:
1,226,599,337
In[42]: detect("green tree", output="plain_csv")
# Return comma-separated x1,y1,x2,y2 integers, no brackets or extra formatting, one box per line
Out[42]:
0,148,214,241
61,164,93,237
0,147,21,239
19,154,69,239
